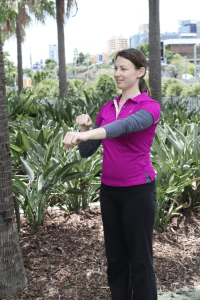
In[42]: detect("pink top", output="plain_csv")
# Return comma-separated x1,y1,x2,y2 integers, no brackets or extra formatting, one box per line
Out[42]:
94,92,161,187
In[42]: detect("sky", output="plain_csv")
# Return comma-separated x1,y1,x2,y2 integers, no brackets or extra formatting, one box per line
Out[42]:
2,0,200,68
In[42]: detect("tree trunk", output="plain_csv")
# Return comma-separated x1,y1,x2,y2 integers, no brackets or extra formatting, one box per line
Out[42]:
0,26,27,298
56,0,68,99
16,18,23,93
148,0,162,108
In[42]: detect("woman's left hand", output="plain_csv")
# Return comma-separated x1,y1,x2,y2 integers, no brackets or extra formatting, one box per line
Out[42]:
63,131,89,150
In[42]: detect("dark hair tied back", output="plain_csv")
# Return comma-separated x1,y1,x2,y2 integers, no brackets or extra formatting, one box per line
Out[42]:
115,48,151,97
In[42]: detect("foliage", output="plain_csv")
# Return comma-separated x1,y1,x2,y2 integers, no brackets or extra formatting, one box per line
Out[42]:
144,77,149,85
6,88,38,120
23,67,31,74
33,78,59,99
170,53,195,77
66,64,75,74
162,78,181,97
6,77,200,230
136,43,149,59
165,81,184,97
170,54,185,77
187,61,195,76
28,70,52,86
151,99,200,227
94,73,118,99
67,79,87,97
190,83,200,98
135,44,174,64
109,52,116,64
78,52,85,64
165,46,174,64
180,84,193,98
3,51,17,86
44,58,57,70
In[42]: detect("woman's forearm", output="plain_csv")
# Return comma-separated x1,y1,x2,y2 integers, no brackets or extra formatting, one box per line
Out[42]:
85,127,107,140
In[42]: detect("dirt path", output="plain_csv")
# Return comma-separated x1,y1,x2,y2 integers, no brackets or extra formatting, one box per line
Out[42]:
8,203,200,299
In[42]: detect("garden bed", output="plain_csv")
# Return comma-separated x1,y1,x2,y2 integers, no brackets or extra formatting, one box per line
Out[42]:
8,204,200,299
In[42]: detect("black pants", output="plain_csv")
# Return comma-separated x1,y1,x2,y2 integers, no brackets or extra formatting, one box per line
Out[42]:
100,180,157,300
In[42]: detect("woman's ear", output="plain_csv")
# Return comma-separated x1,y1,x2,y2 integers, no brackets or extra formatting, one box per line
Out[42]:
139,67,146,77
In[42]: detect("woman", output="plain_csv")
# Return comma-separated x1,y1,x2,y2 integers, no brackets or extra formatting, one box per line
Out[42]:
63,48,161,300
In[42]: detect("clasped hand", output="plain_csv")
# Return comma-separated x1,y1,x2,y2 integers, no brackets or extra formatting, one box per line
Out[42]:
63,114,93,151
62,131,88,150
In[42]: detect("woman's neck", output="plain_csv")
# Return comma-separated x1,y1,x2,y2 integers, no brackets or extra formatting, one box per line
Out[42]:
121,87,141,103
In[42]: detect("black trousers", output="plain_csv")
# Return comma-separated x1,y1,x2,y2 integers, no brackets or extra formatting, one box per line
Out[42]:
100,180,157,300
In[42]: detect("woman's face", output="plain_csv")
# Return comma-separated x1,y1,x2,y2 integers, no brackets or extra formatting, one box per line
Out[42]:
114,56,145,91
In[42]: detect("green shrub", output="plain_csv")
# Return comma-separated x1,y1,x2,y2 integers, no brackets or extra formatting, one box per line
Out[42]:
67,79,86,98
162,78,180,97
165,81,184,97
33,79,59,99
190,83,200,97
180,85,193,98
84,86,95,98
102,63,111,69
144,77,149,85
94,73,118,99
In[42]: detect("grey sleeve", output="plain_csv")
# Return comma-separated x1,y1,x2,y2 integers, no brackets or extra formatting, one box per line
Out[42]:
78,123,102,158
102,110,154,139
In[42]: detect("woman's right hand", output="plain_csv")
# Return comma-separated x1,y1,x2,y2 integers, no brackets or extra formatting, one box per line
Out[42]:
76,114,93,131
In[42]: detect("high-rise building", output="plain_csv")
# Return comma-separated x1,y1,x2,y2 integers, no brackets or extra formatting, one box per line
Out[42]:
107,35,128,54
138,24,149,34
49,45,58,63
178,20,200,39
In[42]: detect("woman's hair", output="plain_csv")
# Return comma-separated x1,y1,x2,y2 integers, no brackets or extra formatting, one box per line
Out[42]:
115,48,151,97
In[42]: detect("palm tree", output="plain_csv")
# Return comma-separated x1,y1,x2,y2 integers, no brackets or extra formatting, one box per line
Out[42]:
56,0,78,99
0,22,28,298
3,0,55,93
148,0,162,107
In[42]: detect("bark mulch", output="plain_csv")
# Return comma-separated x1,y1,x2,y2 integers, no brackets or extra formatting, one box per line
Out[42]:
7,204,200,299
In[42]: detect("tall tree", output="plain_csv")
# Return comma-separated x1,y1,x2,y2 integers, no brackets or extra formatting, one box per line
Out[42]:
148,0,162,107
0,23,28,298
56,0,78,99
2,0,55,93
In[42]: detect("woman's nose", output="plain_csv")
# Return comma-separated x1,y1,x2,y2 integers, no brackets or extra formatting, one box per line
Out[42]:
114,69,120,76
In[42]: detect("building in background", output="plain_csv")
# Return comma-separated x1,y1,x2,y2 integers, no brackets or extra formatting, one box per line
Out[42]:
197,24,200,38
102,52,109,62
129,20,200,49
178,20,200,39
49,44,58,63
33,59,43,70
93,52,110,64
107,35,128,54
163,39,200,63
138,24,149,34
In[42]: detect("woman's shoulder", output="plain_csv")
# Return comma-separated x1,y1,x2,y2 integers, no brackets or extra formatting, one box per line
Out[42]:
141,93,161,108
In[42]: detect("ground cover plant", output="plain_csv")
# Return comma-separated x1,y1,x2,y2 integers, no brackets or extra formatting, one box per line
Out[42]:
7,85,200,230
